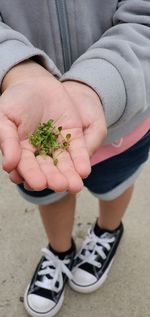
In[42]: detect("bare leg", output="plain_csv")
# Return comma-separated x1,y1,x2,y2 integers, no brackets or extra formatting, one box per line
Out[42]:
39,193,76,252
98,185,134,230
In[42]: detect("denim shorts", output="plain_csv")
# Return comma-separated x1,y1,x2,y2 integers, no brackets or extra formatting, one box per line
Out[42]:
18,130,150,204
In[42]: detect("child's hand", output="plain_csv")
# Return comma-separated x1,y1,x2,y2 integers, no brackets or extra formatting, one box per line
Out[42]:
0,60,106,193
62,80,107,158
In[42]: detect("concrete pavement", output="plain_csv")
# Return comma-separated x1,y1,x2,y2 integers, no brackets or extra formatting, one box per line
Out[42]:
0,155,150,317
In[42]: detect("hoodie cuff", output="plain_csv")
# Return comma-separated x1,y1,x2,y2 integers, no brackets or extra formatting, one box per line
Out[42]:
0,40,61,85
61,59,126,127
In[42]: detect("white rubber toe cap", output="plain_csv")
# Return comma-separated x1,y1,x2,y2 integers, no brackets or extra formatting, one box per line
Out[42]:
27,294,55,314
71,268,97,286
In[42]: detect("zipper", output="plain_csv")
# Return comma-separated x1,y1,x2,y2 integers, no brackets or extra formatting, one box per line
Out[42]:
56,0,72,72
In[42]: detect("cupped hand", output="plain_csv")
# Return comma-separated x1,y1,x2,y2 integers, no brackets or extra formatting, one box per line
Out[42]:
0,61,107,193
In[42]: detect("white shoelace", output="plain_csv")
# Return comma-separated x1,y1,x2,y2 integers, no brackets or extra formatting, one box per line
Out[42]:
76,230,115,268
35,248,73,292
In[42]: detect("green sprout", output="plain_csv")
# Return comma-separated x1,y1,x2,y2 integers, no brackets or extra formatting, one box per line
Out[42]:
29,119,71,165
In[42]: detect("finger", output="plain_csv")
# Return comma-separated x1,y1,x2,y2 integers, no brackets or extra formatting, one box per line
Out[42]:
9,170,24,184
0,115,21,172
56,150,84,193
23,182,35,191
36,155,68,192
17,148,47,191
66,128,91,179
9,171,33,191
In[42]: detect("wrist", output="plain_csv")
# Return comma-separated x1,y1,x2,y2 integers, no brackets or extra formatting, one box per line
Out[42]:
62,80,102,105
1,59,52,92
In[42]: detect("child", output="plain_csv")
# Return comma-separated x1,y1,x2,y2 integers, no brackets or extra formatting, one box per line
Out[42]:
0,1,150,317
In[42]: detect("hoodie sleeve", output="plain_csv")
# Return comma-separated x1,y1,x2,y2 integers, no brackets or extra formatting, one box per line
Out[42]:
0,21,61,84
61,0,150,128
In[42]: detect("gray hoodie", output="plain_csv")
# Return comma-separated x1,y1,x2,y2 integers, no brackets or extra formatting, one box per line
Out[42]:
0,0,150,143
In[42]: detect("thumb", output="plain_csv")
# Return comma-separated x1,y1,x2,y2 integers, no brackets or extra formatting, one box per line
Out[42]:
0,115,21,172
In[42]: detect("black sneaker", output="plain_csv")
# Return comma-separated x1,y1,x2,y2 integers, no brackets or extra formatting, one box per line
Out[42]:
24,242,76,317
69,222,123,293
